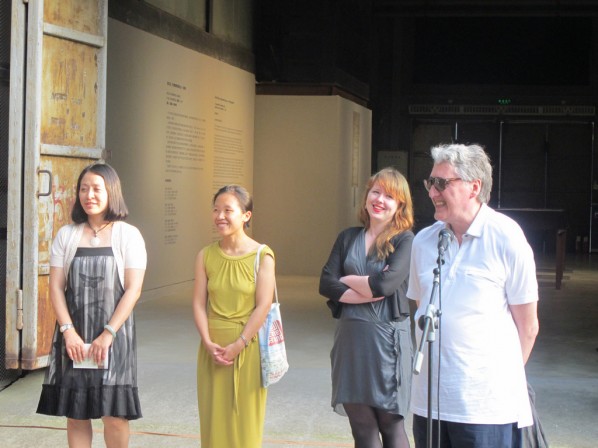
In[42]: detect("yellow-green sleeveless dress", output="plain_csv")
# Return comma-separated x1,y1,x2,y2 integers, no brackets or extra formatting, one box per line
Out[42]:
197,242,274,448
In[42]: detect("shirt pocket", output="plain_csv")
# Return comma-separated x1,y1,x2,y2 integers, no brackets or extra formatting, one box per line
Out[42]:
462,267,505,291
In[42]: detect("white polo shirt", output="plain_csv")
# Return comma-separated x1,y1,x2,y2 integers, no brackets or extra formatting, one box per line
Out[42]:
407,204,537,428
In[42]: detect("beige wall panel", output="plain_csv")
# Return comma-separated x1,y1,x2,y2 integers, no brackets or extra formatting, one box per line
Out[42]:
106,20,255,297
41,36,98,147
253,96,372,276
44,0,100,34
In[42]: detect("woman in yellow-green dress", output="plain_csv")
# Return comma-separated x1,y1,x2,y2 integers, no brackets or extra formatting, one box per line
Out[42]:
192,185,276,448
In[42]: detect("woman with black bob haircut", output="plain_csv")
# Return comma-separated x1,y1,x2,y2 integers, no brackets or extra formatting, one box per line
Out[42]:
71,163,129,223
37,162,147,448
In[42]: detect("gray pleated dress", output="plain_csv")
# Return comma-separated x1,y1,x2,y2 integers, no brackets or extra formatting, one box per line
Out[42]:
331,230,412,417
37,247,141,420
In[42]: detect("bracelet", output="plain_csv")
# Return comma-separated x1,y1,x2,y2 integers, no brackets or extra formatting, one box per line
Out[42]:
104,324,117,339
239,334,249,347
59,323,74,333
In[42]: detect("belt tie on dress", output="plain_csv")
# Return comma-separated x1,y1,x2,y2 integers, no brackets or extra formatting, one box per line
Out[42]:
231,318,249,415
208,316,254,414
233,337,245,414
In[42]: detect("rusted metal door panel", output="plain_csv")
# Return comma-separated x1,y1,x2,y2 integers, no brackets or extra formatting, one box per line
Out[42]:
37,157,92,272
44,0,100,35
31,156,92,364
41,36,99,146
7,0,107,370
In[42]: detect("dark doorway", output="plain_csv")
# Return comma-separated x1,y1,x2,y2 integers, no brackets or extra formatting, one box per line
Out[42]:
408,117,594,254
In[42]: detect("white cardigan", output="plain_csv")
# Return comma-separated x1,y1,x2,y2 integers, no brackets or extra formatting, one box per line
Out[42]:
50,221,147,288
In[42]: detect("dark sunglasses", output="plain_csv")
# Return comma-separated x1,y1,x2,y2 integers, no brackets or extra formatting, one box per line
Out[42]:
423,177,462,192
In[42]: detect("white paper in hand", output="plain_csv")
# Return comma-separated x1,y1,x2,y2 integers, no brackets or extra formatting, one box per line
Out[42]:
73,343,109,369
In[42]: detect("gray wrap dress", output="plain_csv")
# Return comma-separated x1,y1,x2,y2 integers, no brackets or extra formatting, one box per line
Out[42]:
330,230,412,417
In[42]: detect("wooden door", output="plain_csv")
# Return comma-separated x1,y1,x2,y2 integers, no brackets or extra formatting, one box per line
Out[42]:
6,0,107,370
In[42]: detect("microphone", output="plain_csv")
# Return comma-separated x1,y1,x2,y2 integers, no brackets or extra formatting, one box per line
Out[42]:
437,228,454,255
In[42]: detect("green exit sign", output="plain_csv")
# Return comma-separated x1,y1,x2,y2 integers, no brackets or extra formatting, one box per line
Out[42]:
498,99,512,105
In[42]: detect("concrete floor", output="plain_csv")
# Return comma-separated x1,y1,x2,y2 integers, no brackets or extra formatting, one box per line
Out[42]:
0,254,597,447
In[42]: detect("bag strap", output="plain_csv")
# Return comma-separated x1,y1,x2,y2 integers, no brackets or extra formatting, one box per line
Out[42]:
254,244,279,304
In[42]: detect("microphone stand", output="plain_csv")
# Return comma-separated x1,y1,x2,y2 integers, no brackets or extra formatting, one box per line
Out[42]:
413,250,445,448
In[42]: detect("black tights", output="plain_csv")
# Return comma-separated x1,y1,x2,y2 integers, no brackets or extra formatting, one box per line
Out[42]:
344,403,410,448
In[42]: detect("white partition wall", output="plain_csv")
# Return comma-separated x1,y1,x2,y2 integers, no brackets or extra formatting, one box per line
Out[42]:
106,20,256,298
253,95,372,276
106,20,371,285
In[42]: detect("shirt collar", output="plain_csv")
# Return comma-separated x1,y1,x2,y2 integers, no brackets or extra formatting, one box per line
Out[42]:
461,202,490,238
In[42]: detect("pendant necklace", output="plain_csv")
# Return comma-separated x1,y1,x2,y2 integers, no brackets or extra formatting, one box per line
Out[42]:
88,222,112,247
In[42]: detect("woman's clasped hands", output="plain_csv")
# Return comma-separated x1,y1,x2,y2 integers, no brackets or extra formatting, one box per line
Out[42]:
206,340,243,366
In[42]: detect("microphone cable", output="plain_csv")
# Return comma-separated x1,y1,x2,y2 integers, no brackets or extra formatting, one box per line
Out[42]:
434,227,451,448
435,256,442,448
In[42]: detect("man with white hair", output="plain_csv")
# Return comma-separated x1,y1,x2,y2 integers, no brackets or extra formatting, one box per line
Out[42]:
408,143,539,448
